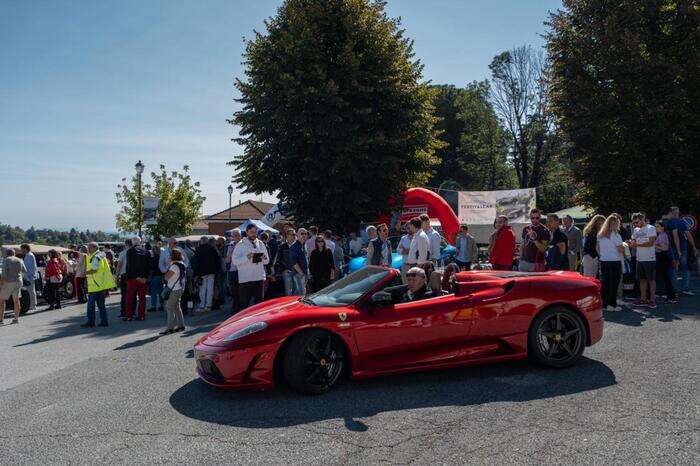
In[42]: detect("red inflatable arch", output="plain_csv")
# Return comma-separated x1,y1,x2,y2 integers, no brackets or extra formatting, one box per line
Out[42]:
394,187,460,244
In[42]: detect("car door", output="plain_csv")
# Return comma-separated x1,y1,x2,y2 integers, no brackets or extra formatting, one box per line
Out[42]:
353,297,429,371
394,292,476,365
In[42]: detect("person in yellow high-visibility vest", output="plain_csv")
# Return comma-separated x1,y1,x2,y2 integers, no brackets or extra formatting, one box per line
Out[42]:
81,242,116,328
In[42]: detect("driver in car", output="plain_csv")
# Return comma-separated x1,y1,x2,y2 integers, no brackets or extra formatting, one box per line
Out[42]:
402,267,434,302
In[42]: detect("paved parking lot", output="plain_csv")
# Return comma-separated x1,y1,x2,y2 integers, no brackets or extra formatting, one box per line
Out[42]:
1,284,698,465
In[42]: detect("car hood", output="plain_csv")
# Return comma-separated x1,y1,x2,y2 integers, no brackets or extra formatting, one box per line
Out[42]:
199,296,307,346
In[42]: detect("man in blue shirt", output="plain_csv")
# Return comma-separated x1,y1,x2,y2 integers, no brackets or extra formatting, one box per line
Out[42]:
664,206,696,295
274,228,308,296
20,244,37,311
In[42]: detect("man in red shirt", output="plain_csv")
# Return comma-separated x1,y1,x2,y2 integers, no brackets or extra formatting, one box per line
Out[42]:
489,215,516,270
519,209,551,272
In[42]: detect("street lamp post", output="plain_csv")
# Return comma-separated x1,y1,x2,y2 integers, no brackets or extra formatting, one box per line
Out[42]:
135,160,144,238
227,185,234,232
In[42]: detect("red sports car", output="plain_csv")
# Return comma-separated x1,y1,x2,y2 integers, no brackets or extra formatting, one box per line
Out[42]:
194,267,604,394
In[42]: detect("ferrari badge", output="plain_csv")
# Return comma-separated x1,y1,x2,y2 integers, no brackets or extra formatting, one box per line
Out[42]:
338,312,347,322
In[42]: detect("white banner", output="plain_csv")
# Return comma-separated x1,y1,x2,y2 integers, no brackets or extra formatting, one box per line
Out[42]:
458,188,536,224
143,196,159,225
261,202,286,226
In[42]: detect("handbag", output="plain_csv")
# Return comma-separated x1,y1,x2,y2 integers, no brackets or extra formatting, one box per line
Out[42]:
161,286,171,302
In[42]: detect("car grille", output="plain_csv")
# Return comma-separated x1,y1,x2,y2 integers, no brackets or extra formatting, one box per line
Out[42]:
198,359,224,380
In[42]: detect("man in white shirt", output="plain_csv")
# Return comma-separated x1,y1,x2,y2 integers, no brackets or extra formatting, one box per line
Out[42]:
232,224,269,309
406,217,430,269
348,232,363,257
226,229,242,311
323,230,336,254
630,212,657,308
398,230,413,282
304,226,318,261
420,214,442,265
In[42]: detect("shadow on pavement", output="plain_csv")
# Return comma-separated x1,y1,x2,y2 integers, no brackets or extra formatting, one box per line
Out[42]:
603,296,699,327
114,335,161,350
169,357,616,429
12,300,231,349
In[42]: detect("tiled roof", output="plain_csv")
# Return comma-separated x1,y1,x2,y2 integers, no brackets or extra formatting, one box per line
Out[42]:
205,200,275,221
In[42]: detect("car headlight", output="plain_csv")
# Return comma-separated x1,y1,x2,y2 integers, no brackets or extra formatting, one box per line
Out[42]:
223,321,268,342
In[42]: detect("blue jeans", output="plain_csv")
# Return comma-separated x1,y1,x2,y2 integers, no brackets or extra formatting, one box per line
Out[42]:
87,291,107,325
219,272,228,301
678,252,690,291
149,275,164,310
282,271,306,295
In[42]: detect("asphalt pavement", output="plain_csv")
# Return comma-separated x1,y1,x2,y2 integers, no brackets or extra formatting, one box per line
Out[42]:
0,282,698,465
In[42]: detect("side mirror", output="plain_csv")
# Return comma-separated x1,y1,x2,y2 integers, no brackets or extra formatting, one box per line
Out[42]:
371,291,393,305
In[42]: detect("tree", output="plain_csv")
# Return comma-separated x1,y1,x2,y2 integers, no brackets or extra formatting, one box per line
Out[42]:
430,83,515,191
489,45,563,189
546,0,700,215
115,165,206,237
229,0,441,231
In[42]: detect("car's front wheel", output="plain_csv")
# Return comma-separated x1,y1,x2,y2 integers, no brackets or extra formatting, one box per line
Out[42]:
528,306,586,368
283,329,345,395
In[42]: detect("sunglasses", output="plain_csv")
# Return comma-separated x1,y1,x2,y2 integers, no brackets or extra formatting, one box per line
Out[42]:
530,216,541,220
406,273,418,278
316,240,325,243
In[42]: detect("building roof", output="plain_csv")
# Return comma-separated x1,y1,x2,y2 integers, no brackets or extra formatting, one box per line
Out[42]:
191,217,209,230
205,200,275,222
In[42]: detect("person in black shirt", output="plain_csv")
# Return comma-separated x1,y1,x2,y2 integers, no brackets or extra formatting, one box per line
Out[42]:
148,240,164,313
125,237,151,321
402,267,434,302
546,214,569,271
582,214,605,277
308,236,335,292
193,237,221,312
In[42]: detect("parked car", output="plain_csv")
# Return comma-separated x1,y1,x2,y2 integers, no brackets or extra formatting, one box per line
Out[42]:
194,267,604,393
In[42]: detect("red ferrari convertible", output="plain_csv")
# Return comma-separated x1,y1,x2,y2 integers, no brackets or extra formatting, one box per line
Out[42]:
194,267,603,394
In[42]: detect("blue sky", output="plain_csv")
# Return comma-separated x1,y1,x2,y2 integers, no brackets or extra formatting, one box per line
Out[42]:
0,0,561,231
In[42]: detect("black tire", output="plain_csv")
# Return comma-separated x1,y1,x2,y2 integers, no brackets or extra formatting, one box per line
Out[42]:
283,329,345,395
528,306,586,368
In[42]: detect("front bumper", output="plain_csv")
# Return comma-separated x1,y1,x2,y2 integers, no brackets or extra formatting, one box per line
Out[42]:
194,342,278,390
587,308,604,346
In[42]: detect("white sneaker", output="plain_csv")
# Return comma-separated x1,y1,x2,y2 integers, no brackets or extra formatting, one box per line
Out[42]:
614,306,622,311
605,305,615,311
681,290,695,296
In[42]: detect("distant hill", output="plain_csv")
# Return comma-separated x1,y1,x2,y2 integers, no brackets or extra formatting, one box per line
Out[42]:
0,223,121,247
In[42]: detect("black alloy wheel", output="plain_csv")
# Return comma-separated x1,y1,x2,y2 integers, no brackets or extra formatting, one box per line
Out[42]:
528,307,586,368
283,329,345,394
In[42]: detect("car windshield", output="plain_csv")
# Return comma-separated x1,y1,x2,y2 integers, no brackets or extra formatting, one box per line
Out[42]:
305,267,389,307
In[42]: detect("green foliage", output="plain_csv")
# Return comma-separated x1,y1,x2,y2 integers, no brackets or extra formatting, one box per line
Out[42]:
430,82,516,191
229,0,441,231
0,224,119,246
115,165,206,237
547,0,700,216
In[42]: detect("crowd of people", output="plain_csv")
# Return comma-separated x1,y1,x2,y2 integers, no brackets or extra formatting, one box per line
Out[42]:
1,205,697,328
514,206,697,311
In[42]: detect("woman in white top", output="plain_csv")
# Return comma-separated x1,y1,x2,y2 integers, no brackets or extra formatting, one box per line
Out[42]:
160,249,186,335
597,215,625,310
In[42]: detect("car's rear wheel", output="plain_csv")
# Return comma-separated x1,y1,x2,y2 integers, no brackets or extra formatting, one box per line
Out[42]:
528,306,586,368
283,329,345,395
